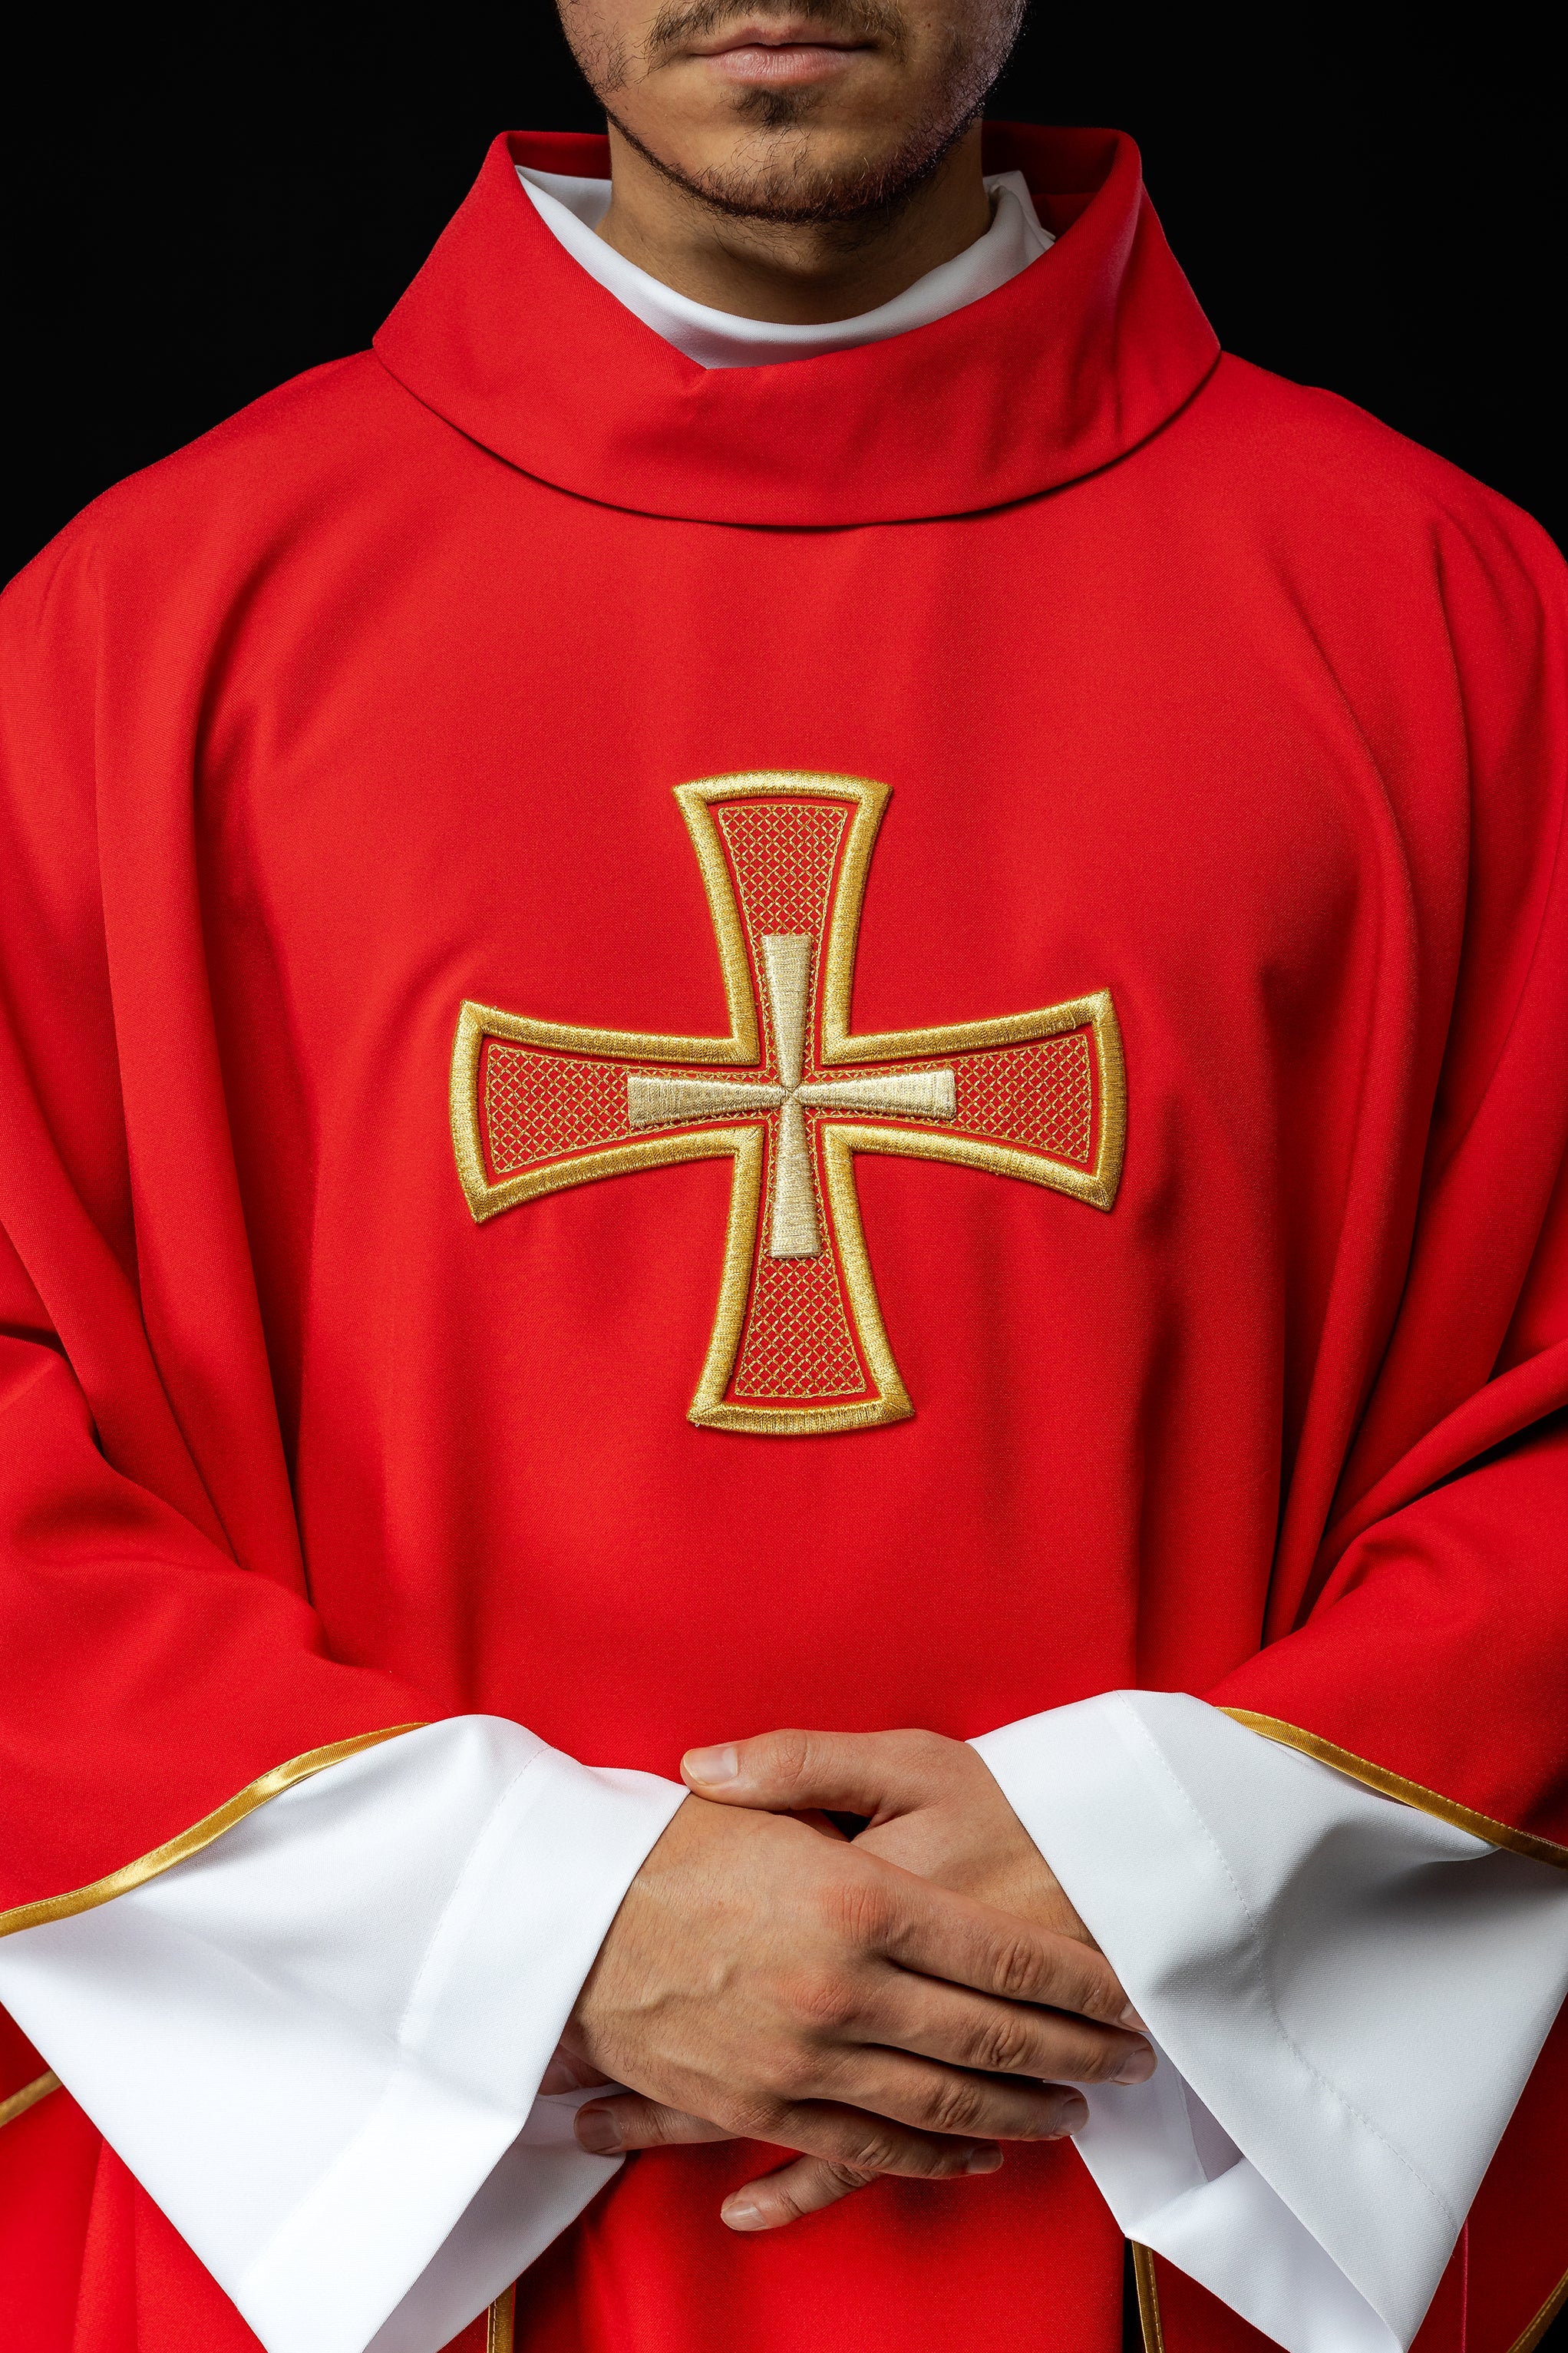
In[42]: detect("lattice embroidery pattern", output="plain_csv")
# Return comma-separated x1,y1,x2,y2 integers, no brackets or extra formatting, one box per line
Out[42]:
715,798,847,955
952,1035,1094,1164
733,1238,867,1400
484,1043,632,1173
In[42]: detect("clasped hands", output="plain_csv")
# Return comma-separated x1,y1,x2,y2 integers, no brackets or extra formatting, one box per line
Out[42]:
552,1730,1151,2233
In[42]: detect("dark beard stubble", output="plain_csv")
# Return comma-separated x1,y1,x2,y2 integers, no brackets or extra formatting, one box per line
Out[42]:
563,0,1027,231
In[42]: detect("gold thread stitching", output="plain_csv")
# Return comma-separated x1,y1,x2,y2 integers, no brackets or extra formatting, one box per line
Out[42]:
687,1128,767,1419
731,1249,863,1399
695,1123,908,1435
0,1727,424,1938
486,2282,517,2353
761,934,813,1092
769,1095,822,1261
1507,2264,1568,2353
628,1073,784,1127
0,2068,61,2130
1220,1712,1568,1869
451,774,1126,1433
1131,2244,1165,2353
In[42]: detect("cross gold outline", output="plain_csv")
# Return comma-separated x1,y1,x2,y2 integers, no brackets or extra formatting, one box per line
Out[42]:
450,774,1126,1436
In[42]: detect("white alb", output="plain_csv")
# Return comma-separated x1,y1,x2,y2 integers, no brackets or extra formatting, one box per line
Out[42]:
0,1721,684,2353
974,1694,1568,2353
516,164,1054,368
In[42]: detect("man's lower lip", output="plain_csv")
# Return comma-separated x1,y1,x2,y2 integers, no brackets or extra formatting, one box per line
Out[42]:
701,43,868,83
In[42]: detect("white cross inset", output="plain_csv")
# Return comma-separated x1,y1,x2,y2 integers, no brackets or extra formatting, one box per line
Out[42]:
626,933,956,1259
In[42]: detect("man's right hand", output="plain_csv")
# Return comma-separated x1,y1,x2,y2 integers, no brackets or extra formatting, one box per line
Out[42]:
561,1793,1151,2186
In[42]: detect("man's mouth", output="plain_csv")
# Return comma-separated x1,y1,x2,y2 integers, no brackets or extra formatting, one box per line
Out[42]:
688,18,877,83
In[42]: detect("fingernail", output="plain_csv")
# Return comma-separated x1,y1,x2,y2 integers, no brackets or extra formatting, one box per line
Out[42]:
722,2198,765,2230
1118,2003,1148,2031
575,2104,621,2154
964,2146,1003,2173
684,1745,740,1785
1113,2044,1157,2085
1057,2095,1089,2135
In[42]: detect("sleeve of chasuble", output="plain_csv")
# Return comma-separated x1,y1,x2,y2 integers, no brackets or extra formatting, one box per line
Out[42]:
0,537,682,2353
979,501,1568,2353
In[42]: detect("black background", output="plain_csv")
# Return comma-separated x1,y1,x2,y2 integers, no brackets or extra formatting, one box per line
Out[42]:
5,8,1563,589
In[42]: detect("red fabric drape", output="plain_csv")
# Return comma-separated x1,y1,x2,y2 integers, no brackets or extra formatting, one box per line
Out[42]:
2,123,1563,2353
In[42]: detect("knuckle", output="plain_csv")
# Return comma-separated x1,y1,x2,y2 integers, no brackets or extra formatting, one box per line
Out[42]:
988,1934,1043,2001
923,2076,987,2137
728,2084,791,2137
822,2158,882,2191
791,1968,862,2037
825,1868,894,1950
903,2133,970,2177
971,2015,1035,2077
838,2127,902,2173
768,2176,814,2223
767,1730,817,1793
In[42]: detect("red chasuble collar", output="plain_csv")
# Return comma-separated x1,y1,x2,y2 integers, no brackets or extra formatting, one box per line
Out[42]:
372,124,1220,527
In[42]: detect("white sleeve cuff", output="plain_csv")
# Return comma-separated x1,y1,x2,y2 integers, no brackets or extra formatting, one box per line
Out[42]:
0,1717,686,2353
972,1691,1568,2353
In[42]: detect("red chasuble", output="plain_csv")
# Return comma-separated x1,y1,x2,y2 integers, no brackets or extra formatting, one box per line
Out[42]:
2,123,1566,2353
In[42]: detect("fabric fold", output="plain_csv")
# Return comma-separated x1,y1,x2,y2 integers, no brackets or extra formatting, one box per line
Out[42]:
0,1719,686,2353
973,1693,1568,2353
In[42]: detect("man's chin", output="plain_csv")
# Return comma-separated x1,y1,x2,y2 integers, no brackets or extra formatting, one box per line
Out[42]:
608,106,970,230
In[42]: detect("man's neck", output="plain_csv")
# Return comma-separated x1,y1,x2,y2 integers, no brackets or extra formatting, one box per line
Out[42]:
593,122,992,325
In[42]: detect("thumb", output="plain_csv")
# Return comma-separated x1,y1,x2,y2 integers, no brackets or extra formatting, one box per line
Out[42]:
680,1727,926,1819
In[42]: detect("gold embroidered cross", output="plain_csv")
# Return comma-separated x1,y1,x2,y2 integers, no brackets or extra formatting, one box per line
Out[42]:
451,775,1124,1436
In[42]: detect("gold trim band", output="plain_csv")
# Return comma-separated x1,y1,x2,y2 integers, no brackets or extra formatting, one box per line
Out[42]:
1131,2244,1164,2353
1508,2264,1568,2353
0,2067,61,2131
1137,2197,1568,2353
1221,1712,1568,1869
0,1726,424,1938
487,2282,517,2353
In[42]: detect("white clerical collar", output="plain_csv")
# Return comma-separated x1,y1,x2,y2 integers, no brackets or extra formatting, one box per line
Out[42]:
517,164,1053,369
